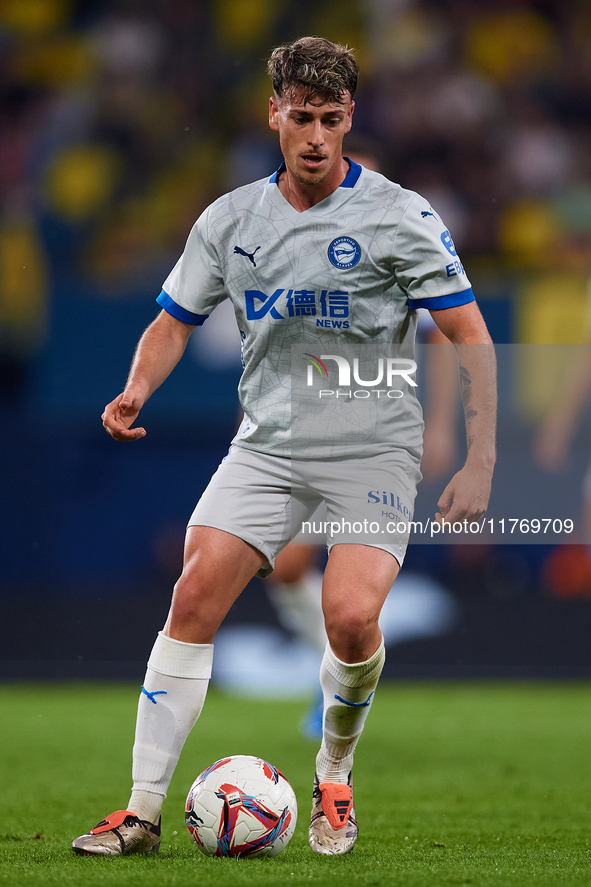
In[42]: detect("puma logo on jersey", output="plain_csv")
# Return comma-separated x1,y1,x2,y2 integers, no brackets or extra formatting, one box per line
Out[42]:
234,245,261,266
421,210,436,218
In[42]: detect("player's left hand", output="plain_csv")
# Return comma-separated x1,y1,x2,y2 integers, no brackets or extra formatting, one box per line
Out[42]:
435,463,492,525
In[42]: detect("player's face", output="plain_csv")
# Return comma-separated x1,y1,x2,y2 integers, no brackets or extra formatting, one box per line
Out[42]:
269,89,354,188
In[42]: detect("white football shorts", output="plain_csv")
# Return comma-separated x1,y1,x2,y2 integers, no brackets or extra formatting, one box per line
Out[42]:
188,445,422,577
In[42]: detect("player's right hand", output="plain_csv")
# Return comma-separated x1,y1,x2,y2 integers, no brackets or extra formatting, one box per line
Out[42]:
102,391,147,441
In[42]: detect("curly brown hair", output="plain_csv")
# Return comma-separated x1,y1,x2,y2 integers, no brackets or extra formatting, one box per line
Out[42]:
267,36,358,105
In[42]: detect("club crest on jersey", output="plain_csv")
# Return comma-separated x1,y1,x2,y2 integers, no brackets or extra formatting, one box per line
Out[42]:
328,237,361,269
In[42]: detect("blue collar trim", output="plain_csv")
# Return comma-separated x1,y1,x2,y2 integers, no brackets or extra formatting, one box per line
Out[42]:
341,158,362,187
269,158,362,188
269,163,284,184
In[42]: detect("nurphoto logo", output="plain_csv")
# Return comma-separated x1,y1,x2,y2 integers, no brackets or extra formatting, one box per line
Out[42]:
303,354,417,399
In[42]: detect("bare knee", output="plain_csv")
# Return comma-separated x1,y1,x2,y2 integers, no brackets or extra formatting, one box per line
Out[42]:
165,563,220,642
164,528,264,643
324,607,381,663
320,545,396,662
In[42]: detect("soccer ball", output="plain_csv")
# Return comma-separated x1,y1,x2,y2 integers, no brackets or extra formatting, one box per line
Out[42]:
185,755,297,857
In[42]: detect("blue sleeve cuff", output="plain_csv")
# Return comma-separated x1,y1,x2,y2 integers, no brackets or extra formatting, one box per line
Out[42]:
156,290,209,325
408,287,475,311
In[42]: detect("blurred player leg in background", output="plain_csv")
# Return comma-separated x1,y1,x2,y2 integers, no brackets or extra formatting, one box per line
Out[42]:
266,542,326,738
266,543,326,651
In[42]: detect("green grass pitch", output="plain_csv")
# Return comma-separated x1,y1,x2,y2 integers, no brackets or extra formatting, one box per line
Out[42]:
1,681,591,886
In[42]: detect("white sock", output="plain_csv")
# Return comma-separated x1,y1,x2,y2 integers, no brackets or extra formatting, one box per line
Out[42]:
127,632,213,823
315,639,385,784
267,569,327,652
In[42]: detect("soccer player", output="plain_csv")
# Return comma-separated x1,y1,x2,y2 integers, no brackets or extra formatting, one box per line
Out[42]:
73,37,496,857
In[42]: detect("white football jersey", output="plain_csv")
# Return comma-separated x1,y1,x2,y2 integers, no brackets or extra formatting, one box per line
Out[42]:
158,160,473,458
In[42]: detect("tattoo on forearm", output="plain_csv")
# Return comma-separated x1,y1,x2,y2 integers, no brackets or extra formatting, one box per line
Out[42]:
460,366,478,418
460,365,478,450
459,365,471,408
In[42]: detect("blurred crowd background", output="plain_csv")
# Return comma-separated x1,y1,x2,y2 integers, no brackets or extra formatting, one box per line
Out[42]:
2,0,591,677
